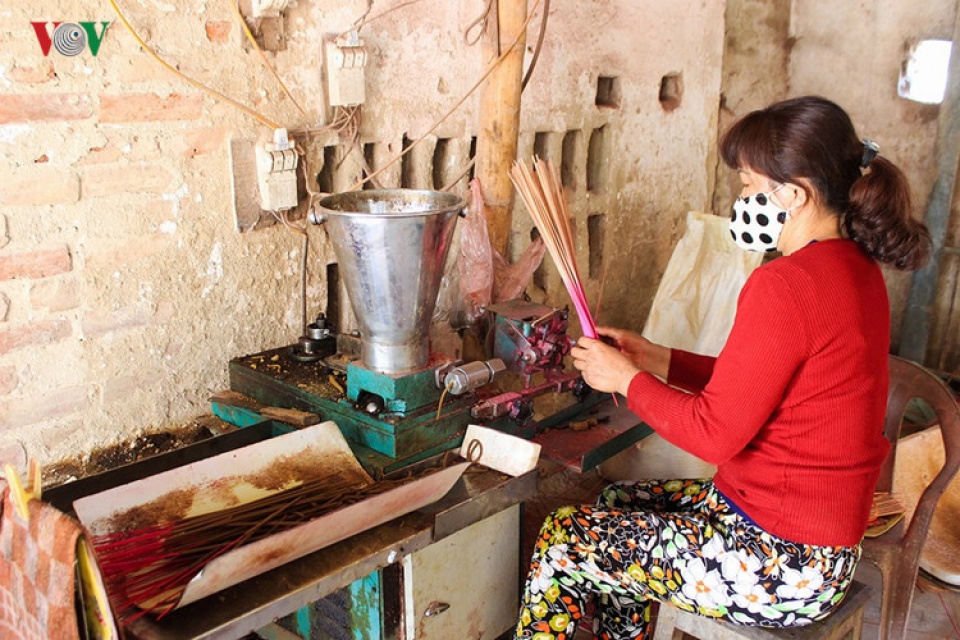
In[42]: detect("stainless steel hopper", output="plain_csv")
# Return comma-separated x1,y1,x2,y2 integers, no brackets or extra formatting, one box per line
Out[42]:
314,189,464,374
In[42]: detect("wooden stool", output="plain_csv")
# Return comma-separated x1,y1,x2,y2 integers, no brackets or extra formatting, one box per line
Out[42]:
652,580,872,640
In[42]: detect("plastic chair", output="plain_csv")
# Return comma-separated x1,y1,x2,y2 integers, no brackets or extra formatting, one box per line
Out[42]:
860,355,960,640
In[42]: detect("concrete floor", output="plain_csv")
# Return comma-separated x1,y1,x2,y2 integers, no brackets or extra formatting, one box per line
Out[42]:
856,563,960,640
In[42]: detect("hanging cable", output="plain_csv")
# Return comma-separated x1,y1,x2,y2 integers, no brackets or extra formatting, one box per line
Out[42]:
346,0,429,37
348,0,543,192
442,0,550,192
521,0,549,90
108,0,282,130
229,0,308,118
464,0,496,46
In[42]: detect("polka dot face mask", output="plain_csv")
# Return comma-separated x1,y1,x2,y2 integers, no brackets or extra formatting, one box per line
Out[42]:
729,184,790,253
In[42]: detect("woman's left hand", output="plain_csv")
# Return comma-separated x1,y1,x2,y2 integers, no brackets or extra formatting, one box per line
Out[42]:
570,336,642,396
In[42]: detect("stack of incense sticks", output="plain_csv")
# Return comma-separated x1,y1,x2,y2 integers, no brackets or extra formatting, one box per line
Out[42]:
869,491,905,522
510,158,598,340
88,468,442,620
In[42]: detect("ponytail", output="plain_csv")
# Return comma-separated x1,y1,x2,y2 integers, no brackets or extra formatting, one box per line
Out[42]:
846,156,931,271
721,96,932,271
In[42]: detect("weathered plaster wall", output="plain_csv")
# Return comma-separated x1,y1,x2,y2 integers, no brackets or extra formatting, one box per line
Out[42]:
787,0,956,350
712,0,791,215
0,1,725,469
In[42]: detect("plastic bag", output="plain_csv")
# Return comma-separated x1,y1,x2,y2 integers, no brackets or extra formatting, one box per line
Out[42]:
456,178,546,325
642,210,762,356
600,211,761,482
456,179,495,325
493,236,545,303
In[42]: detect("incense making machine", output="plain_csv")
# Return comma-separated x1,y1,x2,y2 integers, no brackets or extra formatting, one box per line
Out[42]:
228,189,600,476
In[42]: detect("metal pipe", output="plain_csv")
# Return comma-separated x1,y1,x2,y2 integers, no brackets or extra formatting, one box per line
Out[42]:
900,2,960,364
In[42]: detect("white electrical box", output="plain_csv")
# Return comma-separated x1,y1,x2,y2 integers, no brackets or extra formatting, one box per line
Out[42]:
325,32,367,107
256,128,299,211
251,0,294,18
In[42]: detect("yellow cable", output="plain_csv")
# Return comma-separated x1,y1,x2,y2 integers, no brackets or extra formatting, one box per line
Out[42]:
108,0,281,130
229,0,308,118
347,0,543,191
436,384,451,421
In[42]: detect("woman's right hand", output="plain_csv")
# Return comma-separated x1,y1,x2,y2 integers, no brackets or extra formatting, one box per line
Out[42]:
596,326,670,379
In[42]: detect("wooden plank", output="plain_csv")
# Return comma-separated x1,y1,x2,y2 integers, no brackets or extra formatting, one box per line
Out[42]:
260,406,321,427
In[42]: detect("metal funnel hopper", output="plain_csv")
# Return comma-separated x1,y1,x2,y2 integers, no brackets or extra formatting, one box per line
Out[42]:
315,189,464,374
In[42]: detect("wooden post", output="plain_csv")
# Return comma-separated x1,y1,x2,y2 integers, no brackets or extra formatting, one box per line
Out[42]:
475,0,528,257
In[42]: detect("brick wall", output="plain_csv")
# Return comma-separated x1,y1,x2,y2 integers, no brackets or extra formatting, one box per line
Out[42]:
0,0,726,470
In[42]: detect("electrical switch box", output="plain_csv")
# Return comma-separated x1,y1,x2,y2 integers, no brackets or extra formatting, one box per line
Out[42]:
324,32,367,107
252,0,293,18
256,128,299,211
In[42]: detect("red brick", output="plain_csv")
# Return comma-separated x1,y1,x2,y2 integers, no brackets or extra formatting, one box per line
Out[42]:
102,370,159,404
99,93,204,123
0,246,72,281
83,234,172,271
78,134,163,165
178,126,228,157
0,94,93,124
0,167,80,206
0,365,17,396
0,385,87,430
81,164,175,197
9,61,55,84
0,442,26,469
0,318,71,356
205,21,232,43
78,144,122,165
81,303,153,338
29,277,79,312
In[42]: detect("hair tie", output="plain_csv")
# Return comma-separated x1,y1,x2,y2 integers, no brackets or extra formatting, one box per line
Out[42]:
861,139,879,168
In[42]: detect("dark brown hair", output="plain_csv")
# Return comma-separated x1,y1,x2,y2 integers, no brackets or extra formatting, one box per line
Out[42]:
720,96,931,270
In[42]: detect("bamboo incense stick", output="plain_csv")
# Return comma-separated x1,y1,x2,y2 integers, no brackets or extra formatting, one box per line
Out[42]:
510,158,598,339
89,466,451,621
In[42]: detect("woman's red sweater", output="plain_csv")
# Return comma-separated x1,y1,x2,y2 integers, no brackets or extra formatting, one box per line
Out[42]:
627,239,890,547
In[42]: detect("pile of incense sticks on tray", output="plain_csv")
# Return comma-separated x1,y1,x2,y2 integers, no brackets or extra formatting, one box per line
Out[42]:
88,469,437,621
509,158,598,339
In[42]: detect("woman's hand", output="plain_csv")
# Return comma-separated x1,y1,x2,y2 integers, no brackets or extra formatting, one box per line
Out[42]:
596,326,670,379
570,336,642,396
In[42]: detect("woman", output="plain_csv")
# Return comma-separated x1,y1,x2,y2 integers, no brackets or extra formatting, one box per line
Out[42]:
515,96,931,639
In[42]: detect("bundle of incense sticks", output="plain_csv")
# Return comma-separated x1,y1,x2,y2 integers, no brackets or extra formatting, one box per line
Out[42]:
869,491,905,522
510,158,598,340
89,469,439,621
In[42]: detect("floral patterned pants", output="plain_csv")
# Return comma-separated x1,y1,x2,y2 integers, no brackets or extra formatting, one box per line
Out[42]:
515,479,861,639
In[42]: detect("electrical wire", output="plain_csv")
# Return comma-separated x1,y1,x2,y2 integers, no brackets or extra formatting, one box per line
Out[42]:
521,0,549,90
229,0,308,118
108,0,282,130
346,0,429,37
441,157,476,192
464,0,496,46
440,0,550,192
348,0,544,192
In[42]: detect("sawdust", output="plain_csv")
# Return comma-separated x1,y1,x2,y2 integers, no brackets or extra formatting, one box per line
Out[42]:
45,420,218,487
245,449,369,491
104,487,197,533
